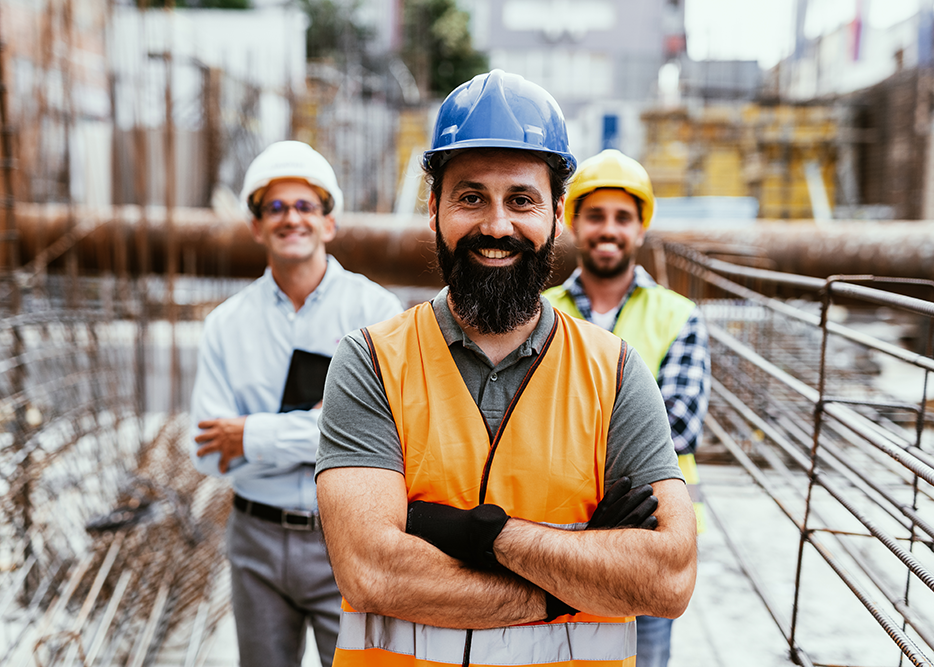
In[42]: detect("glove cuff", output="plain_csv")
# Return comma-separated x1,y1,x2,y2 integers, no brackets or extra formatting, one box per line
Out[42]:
470,504,509,568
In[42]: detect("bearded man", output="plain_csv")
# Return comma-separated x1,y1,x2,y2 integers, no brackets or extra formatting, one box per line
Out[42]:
314,70,697,667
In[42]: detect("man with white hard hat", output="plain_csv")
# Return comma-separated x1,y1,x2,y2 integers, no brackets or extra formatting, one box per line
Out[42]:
189,141,403,667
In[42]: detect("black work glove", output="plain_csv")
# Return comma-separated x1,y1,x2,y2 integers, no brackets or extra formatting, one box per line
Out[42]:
544,477,659,621
406,501,509,569
588,476,659,531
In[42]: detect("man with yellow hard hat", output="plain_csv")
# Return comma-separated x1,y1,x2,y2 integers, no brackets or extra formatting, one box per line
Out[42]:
544,149,710,667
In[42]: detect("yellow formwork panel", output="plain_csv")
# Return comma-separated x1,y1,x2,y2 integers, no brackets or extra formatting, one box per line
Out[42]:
640,103,838,218
396,108,430,193
699,150,744,197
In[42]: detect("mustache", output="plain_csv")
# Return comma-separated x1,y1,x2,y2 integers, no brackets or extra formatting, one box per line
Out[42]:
455,233,536,255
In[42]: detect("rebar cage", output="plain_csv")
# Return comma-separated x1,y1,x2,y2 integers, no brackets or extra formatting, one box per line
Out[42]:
0,274,242,667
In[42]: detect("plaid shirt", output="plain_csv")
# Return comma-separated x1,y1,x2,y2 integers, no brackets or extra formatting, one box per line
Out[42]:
560,266,710,454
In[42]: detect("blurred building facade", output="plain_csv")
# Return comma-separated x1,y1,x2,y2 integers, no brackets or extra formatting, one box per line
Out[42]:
777,3,934,101
639,1,934,221
5,0,934,221
462,0,687,160
3,0,306,210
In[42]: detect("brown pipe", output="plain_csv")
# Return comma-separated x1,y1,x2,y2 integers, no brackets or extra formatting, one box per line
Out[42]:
12,204,444,286
11,205,934,285
652,221,934,281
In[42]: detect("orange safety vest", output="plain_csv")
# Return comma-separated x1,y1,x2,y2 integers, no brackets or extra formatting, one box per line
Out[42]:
334,302,637,667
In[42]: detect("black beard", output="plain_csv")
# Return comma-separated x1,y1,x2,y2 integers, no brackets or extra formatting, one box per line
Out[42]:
436,224,556,335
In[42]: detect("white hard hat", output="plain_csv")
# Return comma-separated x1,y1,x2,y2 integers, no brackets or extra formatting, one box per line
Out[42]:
240,141,344,219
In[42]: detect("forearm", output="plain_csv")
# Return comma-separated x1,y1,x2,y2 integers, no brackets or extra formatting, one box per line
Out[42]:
242,410,321,466
492,480,697,618
191,451,280,479
192,410,322,478
336,528,545,628
318,467,547,629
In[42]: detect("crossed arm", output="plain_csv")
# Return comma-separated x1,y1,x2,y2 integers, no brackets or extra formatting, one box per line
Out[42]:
189,323,322,478
316,466,697,629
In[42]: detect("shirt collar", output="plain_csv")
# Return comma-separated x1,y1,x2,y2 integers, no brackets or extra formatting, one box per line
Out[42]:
431,286,555,358
561,264,657,322
262,256,341,309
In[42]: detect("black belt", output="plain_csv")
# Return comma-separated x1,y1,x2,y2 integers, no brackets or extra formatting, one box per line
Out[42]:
233,494,320,531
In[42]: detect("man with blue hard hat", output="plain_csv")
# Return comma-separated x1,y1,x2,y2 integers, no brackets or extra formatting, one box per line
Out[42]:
315,70,697,667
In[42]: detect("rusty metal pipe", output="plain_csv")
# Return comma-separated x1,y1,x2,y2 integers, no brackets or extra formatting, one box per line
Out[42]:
655,221,934,281
11,204,446,286
17,205,934,285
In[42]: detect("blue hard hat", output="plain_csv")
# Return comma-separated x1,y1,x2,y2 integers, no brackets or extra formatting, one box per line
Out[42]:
423,69,576,174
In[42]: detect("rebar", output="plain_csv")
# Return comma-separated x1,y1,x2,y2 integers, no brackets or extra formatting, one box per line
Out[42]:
665,241,934,665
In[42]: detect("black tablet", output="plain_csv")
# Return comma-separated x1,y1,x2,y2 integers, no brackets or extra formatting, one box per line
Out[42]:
279,350,332,413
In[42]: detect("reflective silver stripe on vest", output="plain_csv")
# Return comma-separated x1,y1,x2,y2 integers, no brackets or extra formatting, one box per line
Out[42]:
337,611,636,665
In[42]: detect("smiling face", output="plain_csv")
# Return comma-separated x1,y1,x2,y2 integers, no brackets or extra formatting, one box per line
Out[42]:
572,188,645,280
429,149,564,334
250,178,336,268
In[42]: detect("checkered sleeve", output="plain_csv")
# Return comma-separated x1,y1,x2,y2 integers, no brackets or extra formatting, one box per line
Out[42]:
657,308,711,455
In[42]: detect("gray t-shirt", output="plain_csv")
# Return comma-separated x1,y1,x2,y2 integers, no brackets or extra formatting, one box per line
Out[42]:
317,289,683,489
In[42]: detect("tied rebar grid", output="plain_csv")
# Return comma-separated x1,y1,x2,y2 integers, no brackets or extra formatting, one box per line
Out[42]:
0,275,240,667
659,239,934,667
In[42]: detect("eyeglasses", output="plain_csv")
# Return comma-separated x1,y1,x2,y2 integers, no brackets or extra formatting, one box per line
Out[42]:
261,199,323,220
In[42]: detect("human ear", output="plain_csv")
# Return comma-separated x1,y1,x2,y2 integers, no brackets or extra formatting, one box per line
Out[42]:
249,217,263,244
428,191,438,232
554,195,565,239
321,215,337,243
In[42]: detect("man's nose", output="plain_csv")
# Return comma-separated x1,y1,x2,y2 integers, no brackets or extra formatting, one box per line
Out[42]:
595,217,617,237
284,204,303,223
478,201,513,238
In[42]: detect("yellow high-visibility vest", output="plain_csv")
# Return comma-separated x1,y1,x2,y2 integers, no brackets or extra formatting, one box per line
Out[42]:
544,282,705,533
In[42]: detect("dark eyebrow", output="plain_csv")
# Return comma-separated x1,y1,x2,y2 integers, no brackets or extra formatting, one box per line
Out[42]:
449,180,487,194
448,180,544,199
507,184,544,199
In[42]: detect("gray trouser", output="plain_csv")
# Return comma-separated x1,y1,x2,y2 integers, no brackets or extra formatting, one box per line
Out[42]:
226,507,341,667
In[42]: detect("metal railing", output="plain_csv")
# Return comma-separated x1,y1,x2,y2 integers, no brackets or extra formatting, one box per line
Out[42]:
659,239,934,666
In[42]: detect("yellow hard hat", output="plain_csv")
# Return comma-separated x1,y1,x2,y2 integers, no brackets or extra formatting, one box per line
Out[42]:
565,149,655,229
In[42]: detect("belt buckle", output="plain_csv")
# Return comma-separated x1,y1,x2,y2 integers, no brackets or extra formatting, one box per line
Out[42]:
281,508,316,531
